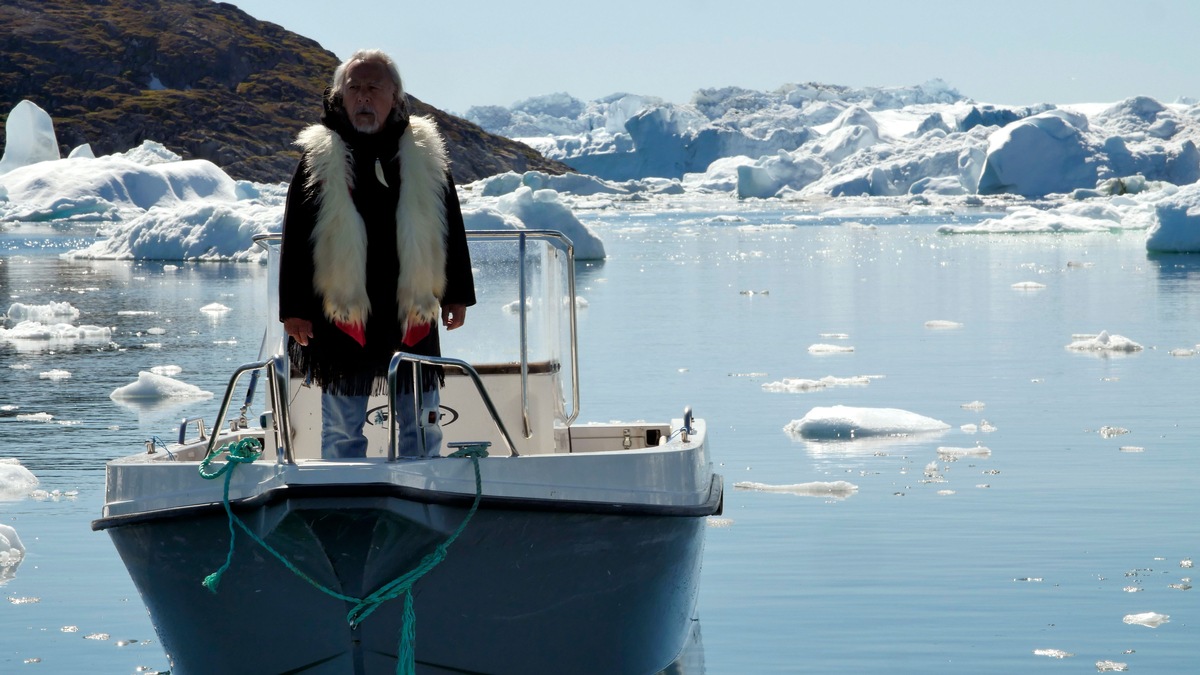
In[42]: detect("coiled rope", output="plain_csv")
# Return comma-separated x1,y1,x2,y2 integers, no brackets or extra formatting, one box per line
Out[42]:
198,438,488,675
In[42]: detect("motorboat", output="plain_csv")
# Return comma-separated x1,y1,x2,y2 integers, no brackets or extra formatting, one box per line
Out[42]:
93,230,723,674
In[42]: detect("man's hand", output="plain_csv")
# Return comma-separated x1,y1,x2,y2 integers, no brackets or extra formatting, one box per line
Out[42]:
441,304,467,330
284,317,314,346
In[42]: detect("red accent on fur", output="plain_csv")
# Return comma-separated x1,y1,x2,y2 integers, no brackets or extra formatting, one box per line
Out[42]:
402,321,430,347
335,320,366,347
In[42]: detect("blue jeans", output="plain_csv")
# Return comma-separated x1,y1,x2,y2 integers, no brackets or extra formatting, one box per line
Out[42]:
321,386,443,459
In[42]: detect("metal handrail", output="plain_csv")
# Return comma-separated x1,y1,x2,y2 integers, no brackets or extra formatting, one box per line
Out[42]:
199,356,294,464
388,351,520,459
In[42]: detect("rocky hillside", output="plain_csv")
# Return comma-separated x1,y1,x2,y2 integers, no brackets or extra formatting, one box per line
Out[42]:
0,0,570,183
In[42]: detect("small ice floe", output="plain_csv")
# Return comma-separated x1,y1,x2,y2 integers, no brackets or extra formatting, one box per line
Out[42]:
1118,446,1144,453
502,298,531,314
1033,648,1074,659
1096,661,1129,672
734,481,859,499
819,333,850,339
761,375,873,393
808,343,854,354
1168,582,1192,590
0,321,113,349
84,632,110,640
8,596,39,605
149,365,182,376
1183,559,1194,569
1011,281,1046,290
0,459,38,500
785,405,950,439
706,517,734,527
1099,426,1130,439
1,522,25,583
38,369,71,380
1013,577,1043,582
4,301,80,323
738,289,770,296
1066,330,1143,353
15,412,53,422
109,371,213,402
1122,611,1169,627
1168,348,1195,357
937,445,992,460
728,372,767,378
924,320,963,329
116,310,157,316
961,400,985,410
199,302,230,314
145,327,167,336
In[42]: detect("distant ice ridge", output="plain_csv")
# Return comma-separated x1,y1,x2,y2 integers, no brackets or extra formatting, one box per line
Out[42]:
467,85,1200,200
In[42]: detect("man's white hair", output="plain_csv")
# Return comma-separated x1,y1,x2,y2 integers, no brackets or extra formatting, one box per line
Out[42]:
331,49,407,113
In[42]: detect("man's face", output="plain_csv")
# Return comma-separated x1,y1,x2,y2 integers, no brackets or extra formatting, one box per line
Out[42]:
341,60,396,134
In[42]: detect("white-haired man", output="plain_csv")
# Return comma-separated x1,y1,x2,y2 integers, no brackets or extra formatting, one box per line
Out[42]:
279,49,475,458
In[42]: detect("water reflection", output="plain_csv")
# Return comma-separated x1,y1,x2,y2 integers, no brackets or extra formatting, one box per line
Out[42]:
1147,251,1200,283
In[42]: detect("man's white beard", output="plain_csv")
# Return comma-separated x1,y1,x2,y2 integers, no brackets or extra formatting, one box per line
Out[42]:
353,117,381,134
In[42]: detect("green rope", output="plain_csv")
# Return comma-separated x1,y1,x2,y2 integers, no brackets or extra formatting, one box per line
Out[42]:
198,439,488,675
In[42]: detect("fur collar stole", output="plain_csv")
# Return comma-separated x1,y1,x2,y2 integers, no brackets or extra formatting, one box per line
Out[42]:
296,115,449,329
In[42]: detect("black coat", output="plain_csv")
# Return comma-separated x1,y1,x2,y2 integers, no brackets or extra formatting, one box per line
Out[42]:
279,106,475,395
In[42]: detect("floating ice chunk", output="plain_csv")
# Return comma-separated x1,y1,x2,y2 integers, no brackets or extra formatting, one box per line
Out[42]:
819,333,850,339
4,302,80,323
149,365,182,376
1033,648,1074,659
109,371,213,401
0,320,113,350
1122,611,1169,627
734,481,859,498
0,522,25,583
762,375,873,393
937,446,992,459
1169,348,1195,357
924,320,963,329
0,459,39,501
200,303,230,313
786,405,950,439
1118,446,1144,453
1095,661,1128,672
1099,426,1130,438
15,412,53,422
1066,330,1143,352
38,369,70,380
961,400,985,410
808,343,855,354
1011,281,1046,290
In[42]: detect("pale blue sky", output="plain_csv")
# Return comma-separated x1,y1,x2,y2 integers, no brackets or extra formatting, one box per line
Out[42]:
229,0,1200,114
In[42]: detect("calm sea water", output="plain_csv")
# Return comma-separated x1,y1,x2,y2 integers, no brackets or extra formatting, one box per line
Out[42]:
2,202,1197,674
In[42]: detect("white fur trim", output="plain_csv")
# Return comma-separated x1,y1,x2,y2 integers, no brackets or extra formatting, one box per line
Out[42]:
298,125,370,327
397,116,448,325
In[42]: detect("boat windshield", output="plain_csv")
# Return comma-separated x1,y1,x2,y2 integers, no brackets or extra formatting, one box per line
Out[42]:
256,230,580,429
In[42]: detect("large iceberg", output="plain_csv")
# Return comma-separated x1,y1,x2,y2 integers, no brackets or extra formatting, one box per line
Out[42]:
467,83,1200,203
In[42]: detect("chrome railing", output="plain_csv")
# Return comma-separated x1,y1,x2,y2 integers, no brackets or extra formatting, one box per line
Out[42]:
387,352,519,459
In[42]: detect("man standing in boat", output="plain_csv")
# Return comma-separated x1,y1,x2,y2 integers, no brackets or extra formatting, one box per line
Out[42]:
279,49,475,458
